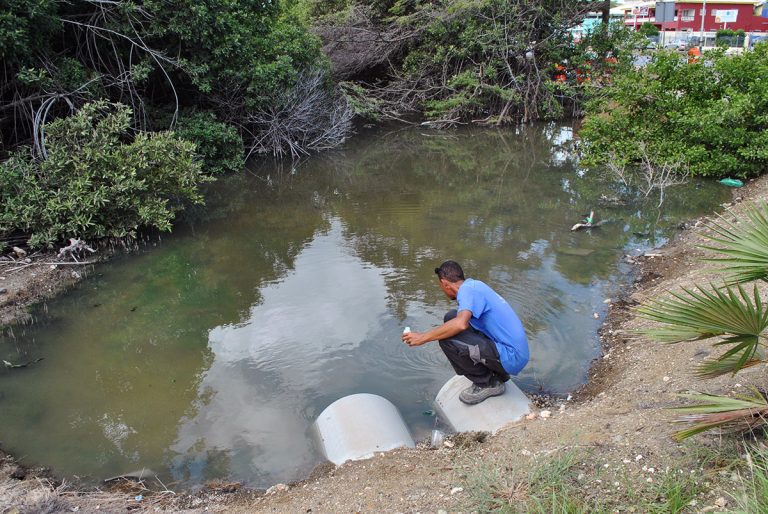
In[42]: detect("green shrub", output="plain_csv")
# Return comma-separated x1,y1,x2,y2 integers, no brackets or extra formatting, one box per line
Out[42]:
0,101,209,248
173,111,244,175
579,44,768,179
0,0,58,62
638,22,659,37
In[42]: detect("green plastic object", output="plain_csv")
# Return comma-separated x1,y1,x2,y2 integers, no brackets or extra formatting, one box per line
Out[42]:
719,178,744,187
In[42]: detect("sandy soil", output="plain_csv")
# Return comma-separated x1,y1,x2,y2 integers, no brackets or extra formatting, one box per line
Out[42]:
1,178,766,513
0,251,90,327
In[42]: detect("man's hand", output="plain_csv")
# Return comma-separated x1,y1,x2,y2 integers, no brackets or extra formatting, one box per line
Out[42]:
402,331,429,347
401,311,471,347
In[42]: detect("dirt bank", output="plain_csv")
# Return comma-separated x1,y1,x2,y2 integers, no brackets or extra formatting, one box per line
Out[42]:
1,178,765,513
0,251,90,326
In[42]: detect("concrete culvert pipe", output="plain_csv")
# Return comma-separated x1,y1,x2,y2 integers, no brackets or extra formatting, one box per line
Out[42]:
435,375,531,434
313,393,415,466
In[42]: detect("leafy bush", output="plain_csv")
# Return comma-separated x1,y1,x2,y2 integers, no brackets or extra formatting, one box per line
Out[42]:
638,22,659,37
173,111,244,175
0,0,57,62
1,0,328,157
579,44,768,179
0,102,209,248
334,1,638,126
144,0,323,109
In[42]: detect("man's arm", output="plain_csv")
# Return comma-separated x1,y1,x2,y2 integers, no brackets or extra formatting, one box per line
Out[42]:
401,310,473,347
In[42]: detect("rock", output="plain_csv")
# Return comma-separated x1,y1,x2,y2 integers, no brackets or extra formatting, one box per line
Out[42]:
10,467,26,480
525,413,537,420
449,487,463,495
12,247,26,257
715,497,727,508
266,483,289,495
662,376,670,382
443,440,455,449
540,410,552,419
0,288,7,295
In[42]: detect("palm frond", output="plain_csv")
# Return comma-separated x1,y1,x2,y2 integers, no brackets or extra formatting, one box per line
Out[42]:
638,282,768,376
637,282,768,341
672,390,768,441
700,201,768,284
694,335,767,378
695,351,766,378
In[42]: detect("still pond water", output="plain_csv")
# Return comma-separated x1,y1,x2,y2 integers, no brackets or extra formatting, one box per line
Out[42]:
0,125,729,488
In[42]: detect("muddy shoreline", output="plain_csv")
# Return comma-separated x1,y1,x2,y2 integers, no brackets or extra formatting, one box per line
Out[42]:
0,179,760,512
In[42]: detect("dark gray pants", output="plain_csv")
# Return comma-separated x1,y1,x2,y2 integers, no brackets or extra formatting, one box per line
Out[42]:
439,310,510,387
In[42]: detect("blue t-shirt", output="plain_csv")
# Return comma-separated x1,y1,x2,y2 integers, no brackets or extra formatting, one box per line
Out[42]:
456,279,529,375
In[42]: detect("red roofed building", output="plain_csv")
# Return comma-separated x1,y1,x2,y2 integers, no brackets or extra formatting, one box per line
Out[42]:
665,1,768,32
613,0,768,33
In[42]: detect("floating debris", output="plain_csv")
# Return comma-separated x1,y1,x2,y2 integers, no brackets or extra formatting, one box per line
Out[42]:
3,357,44,369
718,178,743,188
558,248,594,257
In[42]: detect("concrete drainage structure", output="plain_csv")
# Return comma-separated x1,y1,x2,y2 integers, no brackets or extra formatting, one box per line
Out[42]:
434,375,531,433
314,378,531,466
313,393,415,466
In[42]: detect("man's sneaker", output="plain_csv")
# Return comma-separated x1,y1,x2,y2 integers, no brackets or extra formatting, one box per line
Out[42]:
459,380,506,405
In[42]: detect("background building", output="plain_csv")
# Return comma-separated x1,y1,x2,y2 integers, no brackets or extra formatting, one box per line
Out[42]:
611,0,768,46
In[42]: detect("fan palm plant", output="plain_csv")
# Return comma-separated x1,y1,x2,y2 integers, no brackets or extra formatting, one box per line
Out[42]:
638,283,768,378
701,201,768,284
637,201,768,440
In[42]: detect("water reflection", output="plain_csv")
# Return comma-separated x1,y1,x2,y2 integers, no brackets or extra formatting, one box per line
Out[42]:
170,220,390,483
0,123,729,488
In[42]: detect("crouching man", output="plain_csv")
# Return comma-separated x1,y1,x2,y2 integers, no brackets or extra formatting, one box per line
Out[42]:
402,260,529,405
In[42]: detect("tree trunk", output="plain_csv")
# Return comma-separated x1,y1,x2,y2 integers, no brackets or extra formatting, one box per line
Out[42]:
602,0,610,25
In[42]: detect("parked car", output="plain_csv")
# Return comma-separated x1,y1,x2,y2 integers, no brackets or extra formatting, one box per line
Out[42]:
749,35,768,48
634,37,657,50
664,39,688,51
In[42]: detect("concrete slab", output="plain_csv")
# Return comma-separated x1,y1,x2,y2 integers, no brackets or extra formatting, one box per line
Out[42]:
313,393,415,466
434,376,531,433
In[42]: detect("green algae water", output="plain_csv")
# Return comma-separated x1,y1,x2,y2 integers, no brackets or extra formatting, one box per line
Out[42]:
0,125,729,488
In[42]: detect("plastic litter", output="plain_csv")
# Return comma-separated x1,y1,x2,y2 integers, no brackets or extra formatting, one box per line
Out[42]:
719,178,744,187
430,429,445,448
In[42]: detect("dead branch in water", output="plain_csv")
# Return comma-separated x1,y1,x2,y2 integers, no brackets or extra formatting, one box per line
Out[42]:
57,238,96,261
240,70,354,160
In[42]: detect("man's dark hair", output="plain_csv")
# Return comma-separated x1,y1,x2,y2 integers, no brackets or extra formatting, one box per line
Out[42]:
434,260,465,282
